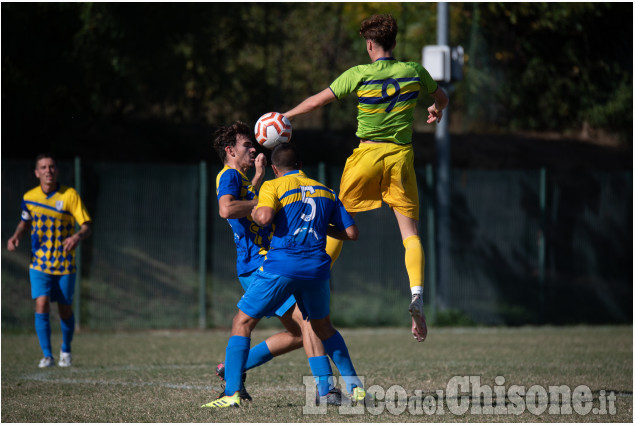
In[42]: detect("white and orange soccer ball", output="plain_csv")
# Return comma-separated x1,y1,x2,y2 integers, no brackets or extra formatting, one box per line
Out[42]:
254,112,292,149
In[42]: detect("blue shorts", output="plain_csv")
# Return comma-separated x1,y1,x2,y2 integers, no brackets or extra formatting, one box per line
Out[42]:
29,269,75,305
238,269,296,318
238,269,330,320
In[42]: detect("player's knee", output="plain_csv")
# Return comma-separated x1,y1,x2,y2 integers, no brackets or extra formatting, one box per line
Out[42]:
34,296,50,314
288,332,303,349
278,307,303,337
309,318,336,341
282,318,303,338
231,311,258,336
58,304,73,320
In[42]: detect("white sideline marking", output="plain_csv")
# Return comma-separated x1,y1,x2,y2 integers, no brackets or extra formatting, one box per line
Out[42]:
21,364,218,391
23,375,218,391
20,364,306,392
62,364,210,373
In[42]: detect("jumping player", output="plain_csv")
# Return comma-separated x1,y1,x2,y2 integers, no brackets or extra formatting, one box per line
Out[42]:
283,14,449,343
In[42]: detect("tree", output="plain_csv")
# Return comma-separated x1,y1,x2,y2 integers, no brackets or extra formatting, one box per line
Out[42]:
1,3,631,162
461,3,632,141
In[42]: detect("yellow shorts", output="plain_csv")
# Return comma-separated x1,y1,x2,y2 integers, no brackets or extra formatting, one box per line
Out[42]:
338,142,419,219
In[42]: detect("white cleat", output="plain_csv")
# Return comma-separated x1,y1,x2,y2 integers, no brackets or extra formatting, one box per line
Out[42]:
409,294,428,342
38,356,55,368
58,351,72,367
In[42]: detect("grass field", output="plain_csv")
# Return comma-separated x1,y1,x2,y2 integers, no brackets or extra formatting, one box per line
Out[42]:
1,325,632,422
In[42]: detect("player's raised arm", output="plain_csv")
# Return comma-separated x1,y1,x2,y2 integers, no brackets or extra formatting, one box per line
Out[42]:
251,153,267,191
283,88,336,121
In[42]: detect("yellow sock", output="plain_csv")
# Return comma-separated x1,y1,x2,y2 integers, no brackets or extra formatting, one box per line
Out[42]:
325,236,344,269
403,235,425,289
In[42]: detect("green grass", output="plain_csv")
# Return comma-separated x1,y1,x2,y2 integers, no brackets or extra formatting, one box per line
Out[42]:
2,326,632,422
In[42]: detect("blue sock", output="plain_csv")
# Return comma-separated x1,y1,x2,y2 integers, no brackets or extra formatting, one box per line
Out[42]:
244,341,273,371
308,355,333,397
35,313,52,358
224,336,250,396
322,331,362,393
60,314,75,353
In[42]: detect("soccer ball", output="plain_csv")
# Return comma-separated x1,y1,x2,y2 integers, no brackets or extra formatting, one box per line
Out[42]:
254,112,292,149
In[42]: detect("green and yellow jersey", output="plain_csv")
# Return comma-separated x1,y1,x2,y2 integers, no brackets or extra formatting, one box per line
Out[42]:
329,57,438,144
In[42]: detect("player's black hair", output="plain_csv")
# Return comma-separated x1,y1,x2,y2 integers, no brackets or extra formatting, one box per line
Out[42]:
212,121,252,163
271,143,301,171
34,153,57,169
359,14,398,51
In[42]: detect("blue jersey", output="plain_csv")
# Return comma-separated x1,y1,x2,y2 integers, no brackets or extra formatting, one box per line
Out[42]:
256,170,355,280
216,166,272,276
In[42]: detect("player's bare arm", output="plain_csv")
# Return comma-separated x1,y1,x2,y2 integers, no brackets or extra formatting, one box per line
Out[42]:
283,88,336,121
7,220,31,251
251,205,275,228
218,194,258,220
62,222,92,254
251,153,267,191
427,86,450,124
326,224,359,241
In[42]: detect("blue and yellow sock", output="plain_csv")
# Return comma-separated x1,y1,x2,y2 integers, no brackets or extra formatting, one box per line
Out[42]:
60,314,75,353
244,341,273,371
322,331,362,393
35,313,52,358
224,336,250,396
308,355,333,397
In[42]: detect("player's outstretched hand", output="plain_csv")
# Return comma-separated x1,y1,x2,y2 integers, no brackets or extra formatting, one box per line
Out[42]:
427,104,443,124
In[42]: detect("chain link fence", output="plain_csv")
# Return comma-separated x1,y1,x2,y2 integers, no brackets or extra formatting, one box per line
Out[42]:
2,159,631,330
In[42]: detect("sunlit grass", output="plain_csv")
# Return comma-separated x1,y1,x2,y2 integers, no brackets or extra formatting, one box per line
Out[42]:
1,326,631,422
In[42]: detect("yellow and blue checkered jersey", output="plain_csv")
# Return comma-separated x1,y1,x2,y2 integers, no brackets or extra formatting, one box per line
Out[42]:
329,57,438,145
216,165,273,276
256,170,355,280
21,184,91,275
